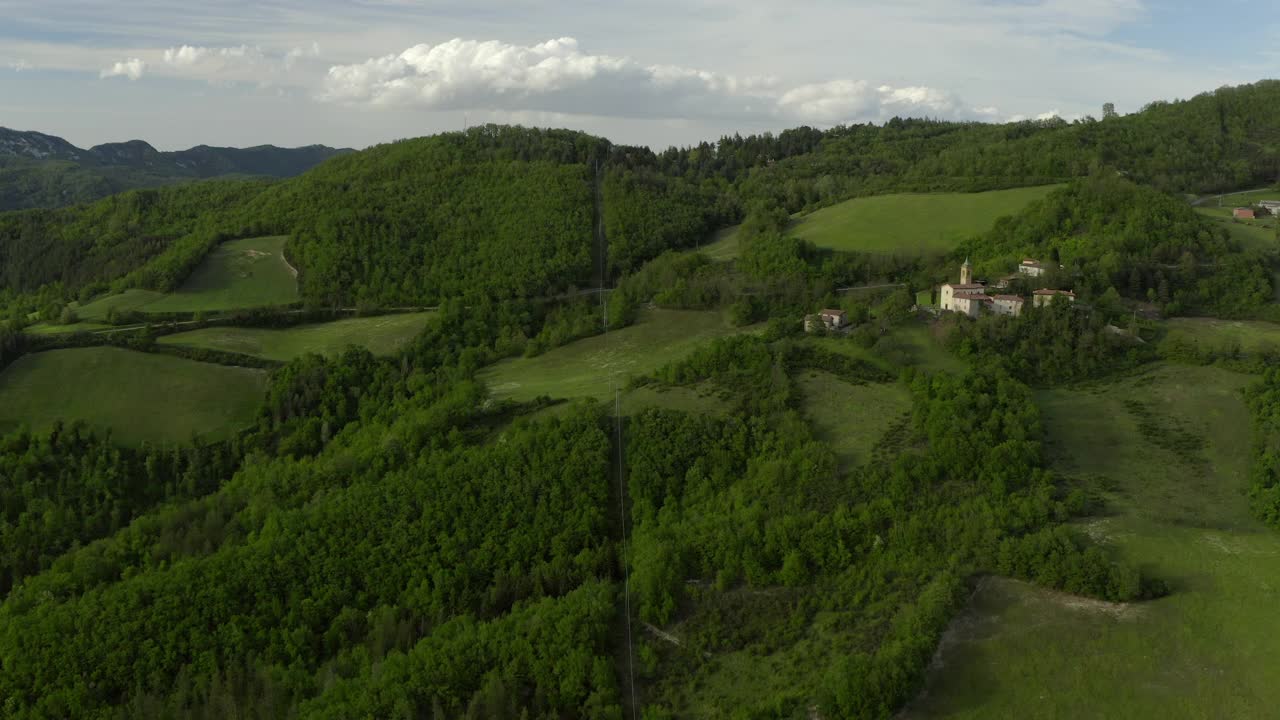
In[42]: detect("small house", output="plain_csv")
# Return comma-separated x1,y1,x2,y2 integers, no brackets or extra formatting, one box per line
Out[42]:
1033,289,1076,307
991,294,1025,317
819,309,847,329
1233,207,1256,220
1018,259,1046,277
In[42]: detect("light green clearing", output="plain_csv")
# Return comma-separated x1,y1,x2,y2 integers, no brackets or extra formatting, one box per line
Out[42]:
700,186,1059,261
520,384,730,425
810,323,966,376
1164,317,1280,354
791,186,1061,255
158,312,437,362
142,236,298,312
1195,210,1277,252
67,237,298,321
480,309,753,402
25,321,116,335
73,289,168,321
906,364,1280,718
797,371,910,466
0,347,267,446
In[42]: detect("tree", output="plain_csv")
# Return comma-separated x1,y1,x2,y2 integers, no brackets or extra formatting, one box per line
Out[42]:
1102,102,1118,119
58,305,78,326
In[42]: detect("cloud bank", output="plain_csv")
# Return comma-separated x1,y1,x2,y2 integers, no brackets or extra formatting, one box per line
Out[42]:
320,37,999,126
100,58,146,80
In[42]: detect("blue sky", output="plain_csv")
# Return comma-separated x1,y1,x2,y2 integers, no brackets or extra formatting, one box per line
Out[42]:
0,0,1275,150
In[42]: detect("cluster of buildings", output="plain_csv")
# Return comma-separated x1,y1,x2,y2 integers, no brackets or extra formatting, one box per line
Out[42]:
938,258,1074,319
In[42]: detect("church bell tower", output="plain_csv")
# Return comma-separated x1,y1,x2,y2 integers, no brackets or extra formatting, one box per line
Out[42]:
960,257,973,285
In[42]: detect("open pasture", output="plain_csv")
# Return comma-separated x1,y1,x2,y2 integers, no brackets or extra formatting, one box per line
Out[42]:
0,347,267,445
142,235,298,312
797,370,910,466
790,186,1060,254
158,312,436,361
1164,317,1280,354
905,364,1280,718
480,309,752,402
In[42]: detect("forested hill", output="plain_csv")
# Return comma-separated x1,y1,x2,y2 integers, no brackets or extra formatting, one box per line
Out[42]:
3,80,1280,312
0,127,350,211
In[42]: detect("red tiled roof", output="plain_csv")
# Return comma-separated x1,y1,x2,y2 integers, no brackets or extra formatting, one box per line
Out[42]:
819,308,845,316
946,283,986,289
1033,289,1075,296
956,293,993,303
992,294,1024,302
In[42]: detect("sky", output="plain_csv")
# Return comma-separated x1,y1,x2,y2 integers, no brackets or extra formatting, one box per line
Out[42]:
0,0,1275,151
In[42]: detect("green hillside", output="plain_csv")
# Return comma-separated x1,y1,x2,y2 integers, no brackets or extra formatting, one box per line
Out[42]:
140,235,297,312
158,312,436,361
0,347,266,445
906,364,1280,718
480,308,751,401
791,186,1060,254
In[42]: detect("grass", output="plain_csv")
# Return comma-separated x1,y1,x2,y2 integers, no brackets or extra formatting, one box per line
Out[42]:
905,363,1280,718
63,237,298,322
797,370,910,466
0,347,267,446
1164,317,1280,354
157,312,437,361
810,322,966,376
791,186,1060,254
700,186,1059,260
479,309,754,402
142,236,298,312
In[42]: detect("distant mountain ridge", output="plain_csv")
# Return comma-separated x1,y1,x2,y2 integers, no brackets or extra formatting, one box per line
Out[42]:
0,127,351,211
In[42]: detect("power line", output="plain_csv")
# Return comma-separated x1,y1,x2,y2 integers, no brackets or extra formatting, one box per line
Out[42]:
595,159,638,719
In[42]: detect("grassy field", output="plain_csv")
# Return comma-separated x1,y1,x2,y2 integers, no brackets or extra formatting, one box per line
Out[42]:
810,322,966,376
906,364,1280,718
0,347,267,446
143,236,298,312
699,186,1059,261
55,237,298,325
480,309,753,402
797,370,910,466
791,186,1060,254
158,312,436,361
1164,317,1280,354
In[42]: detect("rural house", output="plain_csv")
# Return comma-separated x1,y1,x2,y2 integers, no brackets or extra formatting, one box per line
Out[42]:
804,308,849,332
1017,259,1046,277
1033,288,1076,307
991,294,1026,317
1234,207,1256,219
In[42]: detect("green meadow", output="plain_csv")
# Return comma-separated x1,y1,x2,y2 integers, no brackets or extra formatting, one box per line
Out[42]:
797,370,910,467
479,308,753,402
142,235,298,312
791,186,1060,254
1164,317,1280,354
701,186,1059,260
808,323,966,376
906,364,1280,718
0,347,267,446
158,312,437,361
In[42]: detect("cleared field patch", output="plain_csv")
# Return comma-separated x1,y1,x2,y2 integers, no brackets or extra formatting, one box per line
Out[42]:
1195,210,1276,252
1165,317,1280,354
74,288,168,321
797,371,910,466
791,186,1060,254
480,309,752,402
143,236,298,312
700,225,741,261
906,364,1280,719
158,312,436,361
810,323,965,376
0,347,267,445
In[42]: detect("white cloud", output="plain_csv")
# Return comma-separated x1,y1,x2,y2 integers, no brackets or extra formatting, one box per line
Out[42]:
320,37,994,125
100,58,146,80
8,59,32,72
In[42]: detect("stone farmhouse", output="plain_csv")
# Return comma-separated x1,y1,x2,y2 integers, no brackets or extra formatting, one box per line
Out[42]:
1234,207,1256,220
804,308,848,333
1033,289,1076,307
1017,259,1046,277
